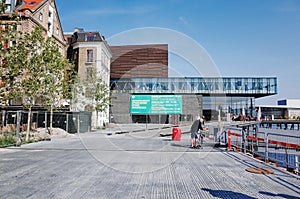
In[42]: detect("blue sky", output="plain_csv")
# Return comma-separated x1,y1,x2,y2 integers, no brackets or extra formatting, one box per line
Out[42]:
56,0,300,105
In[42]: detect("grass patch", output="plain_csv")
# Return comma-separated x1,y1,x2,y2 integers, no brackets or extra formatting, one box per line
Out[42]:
0,133,42,148
0,134,16,148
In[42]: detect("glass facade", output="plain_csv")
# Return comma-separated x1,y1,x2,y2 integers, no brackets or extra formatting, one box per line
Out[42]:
202,96,255,120
110,77,277,97
110,77,277,121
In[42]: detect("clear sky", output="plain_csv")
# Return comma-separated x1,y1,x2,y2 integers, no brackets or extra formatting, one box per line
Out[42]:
56,0,300,105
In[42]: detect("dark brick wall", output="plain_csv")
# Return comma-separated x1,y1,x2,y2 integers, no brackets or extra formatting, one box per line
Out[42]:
110,44,168,79
182,94,203,121
110,93,132,123
109,93,202,124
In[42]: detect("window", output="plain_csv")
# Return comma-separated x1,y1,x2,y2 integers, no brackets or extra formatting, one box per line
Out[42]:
86,49,93,63
86,67,93,79
86,32,95,41
56,27,59,35
4,42,8,49
39,13,43,21
48,22,51,32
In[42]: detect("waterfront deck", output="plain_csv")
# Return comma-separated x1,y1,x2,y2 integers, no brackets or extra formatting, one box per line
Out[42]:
0,126,299,199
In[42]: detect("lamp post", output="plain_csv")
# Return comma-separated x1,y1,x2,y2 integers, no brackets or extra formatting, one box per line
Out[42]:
217,104,222,132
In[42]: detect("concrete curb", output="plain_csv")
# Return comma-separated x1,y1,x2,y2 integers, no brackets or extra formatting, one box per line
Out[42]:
106,125,190,136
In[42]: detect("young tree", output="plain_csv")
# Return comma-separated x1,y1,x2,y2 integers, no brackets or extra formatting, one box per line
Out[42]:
94,76,111,128
19,27,73,141
0,3,24,126
40,37,70,134
1,5,74,140
21,28,46,141
74,70,110,129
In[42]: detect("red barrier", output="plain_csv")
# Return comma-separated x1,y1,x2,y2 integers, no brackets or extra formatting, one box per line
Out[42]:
246,136,264,142
228,130,231,150
268,140,300,150
227,130,300,150
230,132,241,137
246,135,300,150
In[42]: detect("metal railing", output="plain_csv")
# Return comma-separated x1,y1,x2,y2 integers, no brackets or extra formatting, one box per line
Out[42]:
219,125,300,175
0,110,92,134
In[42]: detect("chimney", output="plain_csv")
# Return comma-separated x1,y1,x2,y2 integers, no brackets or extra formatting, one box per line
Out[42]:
74,27,84,33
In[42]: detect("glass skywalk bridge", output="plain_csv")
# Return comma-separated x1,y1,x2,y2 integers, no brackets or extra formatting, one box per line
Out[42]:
110,77,277,97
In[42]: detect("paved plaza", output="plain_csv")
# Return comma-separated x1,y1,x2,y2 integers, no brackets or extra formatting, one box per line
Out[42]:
0,126,299,199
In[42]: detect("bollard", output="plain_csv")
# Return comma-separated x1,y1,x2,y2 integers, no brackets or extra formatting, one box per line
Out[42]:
265,133,269,163
172,127,181,141
295,154,299,175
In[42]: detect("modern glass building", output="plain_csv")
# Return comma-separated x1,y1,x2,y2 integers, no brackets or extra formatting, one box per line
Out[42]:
111,77,277,96
110,77,277,123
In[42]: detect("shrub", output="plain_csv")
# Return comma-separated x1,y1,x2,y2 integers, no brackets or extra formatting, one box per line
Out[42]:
0,134,16,147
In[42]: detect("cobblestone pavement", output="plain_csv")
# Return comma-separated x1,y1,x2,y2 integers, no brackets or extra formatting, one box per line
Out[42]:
0,127,299,199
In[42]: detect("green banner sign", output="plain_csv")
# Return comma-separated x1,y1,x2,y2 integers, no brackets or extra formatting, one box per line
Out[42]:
130,95,182,114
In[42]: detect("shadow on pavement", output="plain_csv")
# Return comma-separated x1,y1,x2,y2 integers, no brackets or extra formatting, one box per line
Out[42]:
259,191,299,199
202,188,257,199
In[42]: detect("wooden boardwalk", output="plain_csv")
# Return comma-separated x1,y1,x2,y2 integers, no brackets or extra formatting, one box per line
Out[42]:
0,127,299,199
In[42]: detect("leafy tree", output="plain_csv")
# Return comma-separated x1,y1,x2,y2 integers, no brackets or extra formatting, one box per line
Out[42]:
0,2,5,13
1,24,73,140
0,3,24,126
94,76,111,128
1,5,75,140
74,70,110,129
21,28,47,141
40,37,70,134
21,27,74,140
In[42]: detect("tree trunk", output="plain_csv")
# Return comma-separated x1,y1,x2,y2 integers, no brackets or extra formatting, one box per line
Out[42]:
96,111,99,129
1,110,5,128
25,107,32,142
50,104,53,135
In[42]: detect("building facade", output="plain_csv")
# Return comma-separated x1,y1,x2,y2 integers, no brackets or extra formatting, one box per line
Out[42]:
278,99,300,118
258,99,300,120
1,0,66,53
1,1,279,126
110,77,277,123
110,44,168,79
109,44,170,124
1,0,67,107
108,44,278,124
66,29,112,128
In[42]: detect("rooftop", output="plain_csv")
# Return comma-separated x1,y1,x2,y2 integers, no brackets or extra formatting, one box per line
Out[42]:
17,0,44,12
70,31,104,43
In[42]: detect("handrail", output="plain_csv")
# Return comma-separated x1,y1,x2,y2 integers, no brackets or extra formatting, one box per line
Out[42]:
223,126,300,175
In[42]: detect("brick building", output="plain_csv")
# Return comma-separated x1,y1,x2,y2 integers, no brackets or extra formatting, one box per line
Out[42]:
1,0,68,107
1,0,66,52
